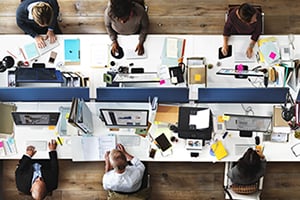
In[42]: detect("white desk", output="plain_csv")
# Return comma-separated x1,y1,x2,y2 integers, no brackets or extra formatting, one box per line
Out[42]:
1,34,300,98
1,34,300,162
1,101,299,163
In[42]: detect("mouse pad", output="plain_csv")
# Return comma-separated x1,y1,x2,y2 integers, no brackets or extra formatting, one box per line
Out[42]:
218,45,232,59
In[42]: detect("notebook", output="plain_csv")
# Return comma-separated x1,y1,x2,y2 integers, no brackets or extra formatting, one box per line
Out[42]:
20,39,60,60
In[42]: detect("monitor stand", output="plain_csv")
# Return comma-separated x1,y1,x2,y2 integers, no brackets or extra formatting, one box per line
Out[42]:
239,130,253,137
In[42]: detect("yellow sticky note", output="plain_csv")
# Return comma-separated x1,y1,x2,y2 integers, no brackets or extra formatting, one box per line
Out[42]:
48,125,55,130
194,74,201,81
217,115,224,123
222,115,230,121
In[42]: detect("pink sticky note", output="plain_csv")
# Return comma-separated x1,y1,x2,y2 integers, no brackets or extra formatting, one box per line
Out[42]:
160,79,166,85
269,52,276,59
236,64,244,71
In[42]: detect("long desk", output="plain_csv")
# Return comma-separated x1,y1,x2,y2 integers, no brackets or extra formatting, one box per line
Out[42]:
1,34,300,162
0,101,298,163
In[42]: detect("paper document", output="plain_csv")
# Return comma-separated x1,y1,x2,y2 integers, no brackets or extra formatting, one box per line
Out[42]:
125,48,147,59
81,135,116,161
166,38,178,58
189,109,210,129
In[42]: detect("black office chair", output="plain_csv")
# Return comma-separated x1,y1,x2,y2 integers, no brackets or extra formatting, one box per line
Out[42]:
225,4,264,34
223,162,264,200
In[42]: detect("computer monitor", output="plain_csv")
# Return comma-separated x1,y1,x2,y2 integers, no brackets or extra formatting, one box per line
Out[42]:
99,108,149,128
178,107,213,143
224,114,272,137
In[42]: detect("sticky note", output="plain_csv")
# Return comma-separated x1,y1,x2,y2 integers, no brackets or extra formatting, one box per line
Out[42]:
194,74,201,81
222,115,230,121
160,79,166,85
217,115,224,123
269,52,276,59
48,125,55,130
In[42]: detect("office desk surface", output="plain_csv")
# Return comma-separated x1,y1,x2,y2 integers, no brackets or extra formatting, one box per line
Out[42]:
1,34,300,98
1,102,300,163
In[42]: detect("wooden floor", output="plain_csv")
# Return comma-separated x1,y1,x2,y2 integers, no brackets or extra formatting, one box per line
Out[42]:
2,160,300,200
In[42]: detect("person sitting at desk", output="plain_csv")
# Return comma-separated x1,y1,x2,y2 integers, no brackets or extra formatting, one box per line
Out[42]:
16,0,62,48
15,140,59,200
104,0,149,56
228,148,266,185
102,143,146,199
222,3,262,59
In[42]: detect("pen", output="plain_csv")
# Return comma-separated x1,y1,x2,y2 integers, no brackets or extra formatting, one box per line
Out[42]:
57,136,63,145
222,131,228,139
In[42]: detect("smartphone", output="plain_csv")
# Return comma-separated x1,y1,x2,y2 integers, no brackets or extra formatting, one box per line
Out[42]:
48,51,57,63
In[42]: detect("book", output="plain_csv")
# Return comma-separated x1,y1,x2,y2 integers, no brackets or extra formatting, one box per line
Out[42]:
161,37,186,66
210,140,228,160
64,39,80,65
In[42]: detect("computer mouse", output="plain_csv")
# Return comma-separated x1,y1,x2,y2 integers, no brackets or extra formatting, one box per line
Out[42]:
255,136,260,145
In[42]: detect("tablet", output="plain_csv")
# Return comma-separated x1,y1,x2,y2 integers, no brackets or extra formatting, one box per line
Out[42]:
218,45,232,59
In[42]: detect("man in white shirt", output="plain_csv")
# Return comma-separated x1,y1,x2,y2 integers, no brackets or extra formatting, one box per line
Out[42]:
102,143,146,198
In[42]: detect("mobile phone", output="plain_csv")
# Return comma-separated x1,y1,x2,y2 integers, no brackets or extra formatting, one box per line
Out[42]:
48,51,57,63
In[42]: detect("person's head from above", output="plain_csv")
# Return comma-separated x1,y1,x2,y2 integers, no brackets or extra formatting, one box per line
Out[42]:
110,0,133,23
238,3,257,24
32,2,53,27
109,149,128,173
237,148,261,177
31,177,47,200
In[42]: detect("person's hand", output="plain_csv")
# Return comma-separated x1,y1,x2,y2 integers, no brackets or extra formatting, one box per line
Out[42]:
48,139,57,151
246,47,253,58
135,43,145,55
111,41,120,56
116,143,126,153
105,151,110,161
46,30,57,44
26,146,36,157
35,35,46,48
255,148,265,159
221,44,228,56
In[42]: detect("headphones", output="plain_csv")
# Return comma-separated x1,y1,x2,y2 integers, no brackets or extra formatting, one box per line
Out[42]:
281,92,295,122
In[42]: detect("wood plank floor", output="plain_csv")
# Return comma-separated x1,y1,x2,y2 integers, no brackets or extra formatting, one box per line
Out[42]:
2,160,300,199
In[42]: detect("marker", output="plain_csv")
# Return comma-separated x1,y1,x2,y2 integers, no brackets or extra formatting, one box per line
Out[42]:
57,136,63,145
222,131,229,139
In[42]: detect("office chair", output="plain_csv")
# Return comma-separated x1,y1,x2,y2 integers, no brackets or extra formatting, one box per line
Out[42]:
223,162,264,200
107,163,151,200
225,4,264,34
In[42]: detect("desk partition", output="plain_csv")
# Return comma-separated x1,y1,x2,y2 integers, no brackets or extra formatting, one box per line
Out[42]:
197,87,289,103
96,87,189,103
0,87,90,102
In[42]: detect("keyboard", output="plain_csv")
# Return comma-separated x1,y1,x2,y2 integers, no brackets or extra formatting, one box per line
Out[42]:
26,140,47,151
234,144,255,155
117,135,141,146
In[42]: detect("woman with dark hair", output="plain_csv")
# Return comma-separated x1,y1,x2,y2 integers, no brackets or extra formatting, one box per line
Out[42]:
222,3,262,59
104,0,149,56
228,148,266,185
